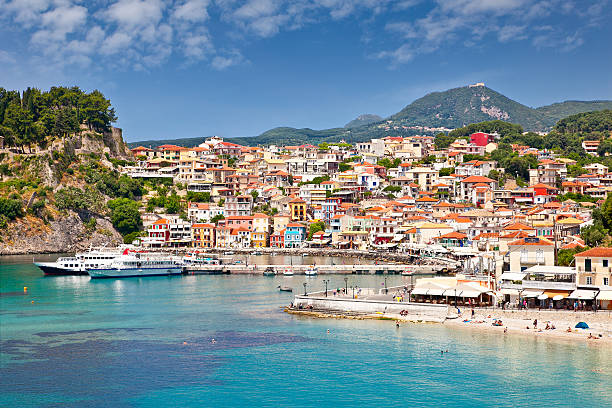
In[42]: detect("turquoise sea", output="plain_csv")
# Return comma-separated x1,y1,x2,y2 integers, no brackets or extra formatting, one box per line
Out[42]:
1,255,611,408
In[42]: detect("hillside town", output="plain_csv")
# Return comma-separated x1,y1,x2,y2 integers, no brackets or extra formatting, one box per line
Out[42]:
125,132,612,310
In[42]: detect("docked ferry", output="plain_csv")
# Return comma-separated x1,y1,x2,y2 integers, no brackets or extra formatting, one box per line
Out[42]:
87,252,183,278
34,247,124,276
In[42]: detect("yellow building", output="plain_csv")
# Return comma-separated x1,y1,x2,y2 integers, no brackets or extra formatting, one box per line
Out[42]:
575,247,612,287
288,197,307,221
251,231,269,247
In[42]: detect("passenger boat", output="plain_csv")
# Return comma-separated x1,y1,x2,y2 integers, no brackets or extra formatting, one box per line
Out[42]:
34,247,126,276
87,251,183,278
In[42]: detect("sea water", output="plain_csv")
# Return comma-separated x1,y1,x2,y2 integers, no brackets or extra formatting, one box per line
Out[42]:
1,255,611,408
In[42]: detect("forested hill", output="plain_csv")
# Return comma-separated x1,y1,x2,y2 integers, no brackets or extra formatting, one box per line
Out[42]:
390,86,550,130
536,101,612,123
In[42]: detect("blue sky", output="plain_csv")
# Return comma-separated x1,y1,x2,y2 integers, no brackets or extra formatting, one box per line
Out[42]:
1,0,611,142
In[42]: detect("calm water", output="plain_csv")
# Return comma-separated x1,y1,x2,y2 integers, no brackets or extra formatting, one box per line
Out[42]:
1,255,611,408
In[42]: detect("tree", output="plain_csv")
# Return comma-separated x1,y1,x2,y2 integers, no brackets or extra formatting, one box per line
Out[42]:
383,185,401,193
308,221,325,239
251,190,259,201
439,167,455,177
107,198,142,236
0,198,24,220
211,214,225,224
581,225,607,247
165,194,181,214
338,162,351,172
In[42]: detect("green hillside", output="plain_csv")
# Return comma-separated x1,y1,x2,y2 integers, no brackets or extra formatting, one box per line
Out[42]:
344,114,383,128
390,85,551,130
536,101,612,122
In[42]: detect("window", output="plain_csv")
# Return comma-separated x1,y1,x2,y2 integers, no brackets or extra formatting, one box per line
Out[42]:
604,277,609,286
604,259,609,268
585,259,592,272
586,276,592,285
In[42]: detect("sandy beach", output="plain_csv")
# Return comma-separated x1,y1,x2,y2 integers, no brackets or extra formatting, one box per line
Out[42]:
287,307,612,345
442,309,612,345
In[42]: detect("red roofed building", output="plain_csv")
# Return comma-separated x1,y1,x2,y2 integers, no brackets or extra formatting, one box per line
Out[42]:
434,231,468,248
508,237,554,271
459,175,497,202
575,248,612,294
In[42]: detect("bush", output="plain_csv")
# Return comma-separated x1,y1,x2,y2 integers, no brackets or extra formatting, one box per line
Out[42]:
0,198,23,220
123,231,141,244
107,198,142,236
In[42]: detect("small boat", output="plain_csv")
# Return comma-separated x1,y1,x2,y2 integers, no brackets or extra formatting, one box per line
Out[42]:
252,250,263,256
278,286,292,292
305,266,318,276
301,253,308,257
402,270,413,276
283,268,294,276
263,267,276,276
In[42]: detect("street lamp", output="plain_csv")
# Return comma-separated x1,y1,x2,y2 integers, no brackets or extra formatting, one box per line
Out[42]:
303,282,307,296
344,277,348,294
323,279,330,297
384,276,388,294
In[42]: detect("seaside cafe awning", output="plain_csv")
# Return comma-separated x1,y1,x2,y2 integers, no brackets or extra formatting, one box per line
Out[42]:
568,289,598,300
521,290,543,298
596,290,612,301
499,272,526,281
411,282,449,296
443,284,490,298
542,290,571,301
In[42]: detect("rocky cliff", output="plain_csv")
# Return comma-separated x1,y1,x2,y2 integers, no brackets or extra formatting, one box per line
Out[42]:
0,212,123,255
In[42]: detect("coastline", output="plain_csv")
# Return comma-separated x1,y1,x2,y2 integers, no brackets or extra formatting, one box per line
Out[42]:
286,307,612,345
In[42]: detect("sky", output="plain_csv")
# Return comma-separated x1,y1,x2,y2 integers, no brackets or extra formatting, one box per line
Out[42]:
1,0,611,142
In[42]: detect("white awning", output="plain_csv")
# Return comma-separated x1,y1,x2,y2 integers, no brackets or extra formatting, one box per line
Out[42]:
537,294,549,300
411,287,430,296
522,290,543,298
552,295,565,301
596,290,612,301
499,288,520,295
499,272,526,281
568,289,597,300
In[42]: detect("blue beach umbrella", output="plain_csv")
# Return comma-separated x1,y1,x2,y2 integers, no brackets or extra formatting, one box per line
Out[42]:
575,322,589,329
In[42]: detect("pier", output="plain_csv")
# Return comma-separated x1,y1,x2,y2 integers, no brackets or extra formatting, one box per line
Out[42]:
287,285,454,322
184,263,449,275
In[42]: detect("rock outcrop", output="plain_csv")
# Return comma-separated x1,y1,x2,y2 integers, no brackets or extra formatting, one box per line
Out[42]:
0,213,123,255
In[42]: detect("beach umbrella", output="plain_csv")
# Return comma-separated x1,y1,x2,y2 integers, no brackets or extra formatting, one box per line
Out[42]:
575,322,589,329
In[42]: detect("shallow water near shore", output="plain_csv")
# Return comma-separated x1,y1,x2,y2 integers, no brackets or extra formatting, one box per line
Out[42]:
1,256,611,407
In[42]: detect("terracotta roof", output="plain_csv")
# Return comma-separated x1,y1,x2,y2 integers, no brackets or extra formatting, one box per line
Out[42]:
508,237,554,246
434,231,468,240
461,175,495,183
575,247,612,257
503,222,535,231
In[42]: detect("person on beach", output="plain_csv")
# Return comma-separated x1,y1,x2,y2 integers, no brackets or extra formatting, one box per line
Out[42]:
533,319,538,329
471,309,475,318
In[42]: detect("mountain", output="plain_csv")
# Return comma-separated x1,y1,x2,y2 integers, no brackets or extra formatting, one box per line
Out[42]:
536,101,612,122
130,85,612,148
345,114,383,128
390,85,553,130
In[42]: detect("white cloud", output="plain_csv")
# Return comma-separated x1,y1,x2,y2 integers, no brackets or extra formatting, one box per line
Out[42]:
211,49,246,70
103,0,164,28
39,5,88,40
497,25,527,42
101,32,133,55
172,0,210,22
0,49,17,64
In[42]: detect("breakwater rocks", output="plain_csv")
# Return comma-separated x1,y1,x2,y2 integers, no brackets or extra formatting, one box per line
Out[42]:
0,213,122,255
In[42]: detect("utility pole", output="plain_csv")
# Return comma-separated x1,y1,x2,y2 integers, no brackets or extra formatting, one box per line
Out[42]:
553,213,558,265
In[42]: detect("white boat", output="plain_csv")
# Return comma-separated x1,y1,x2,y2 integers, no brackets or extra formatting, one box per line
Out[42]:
283,267,294,276
87,252,183,278
305,266,318,276
34,246,128,276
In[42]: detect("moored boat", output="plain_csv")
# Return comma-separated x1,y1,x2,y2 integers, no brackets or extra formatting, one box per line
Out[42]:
283,267,294,276
34,246,126,276
305,266,318,276
87,252,183,278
